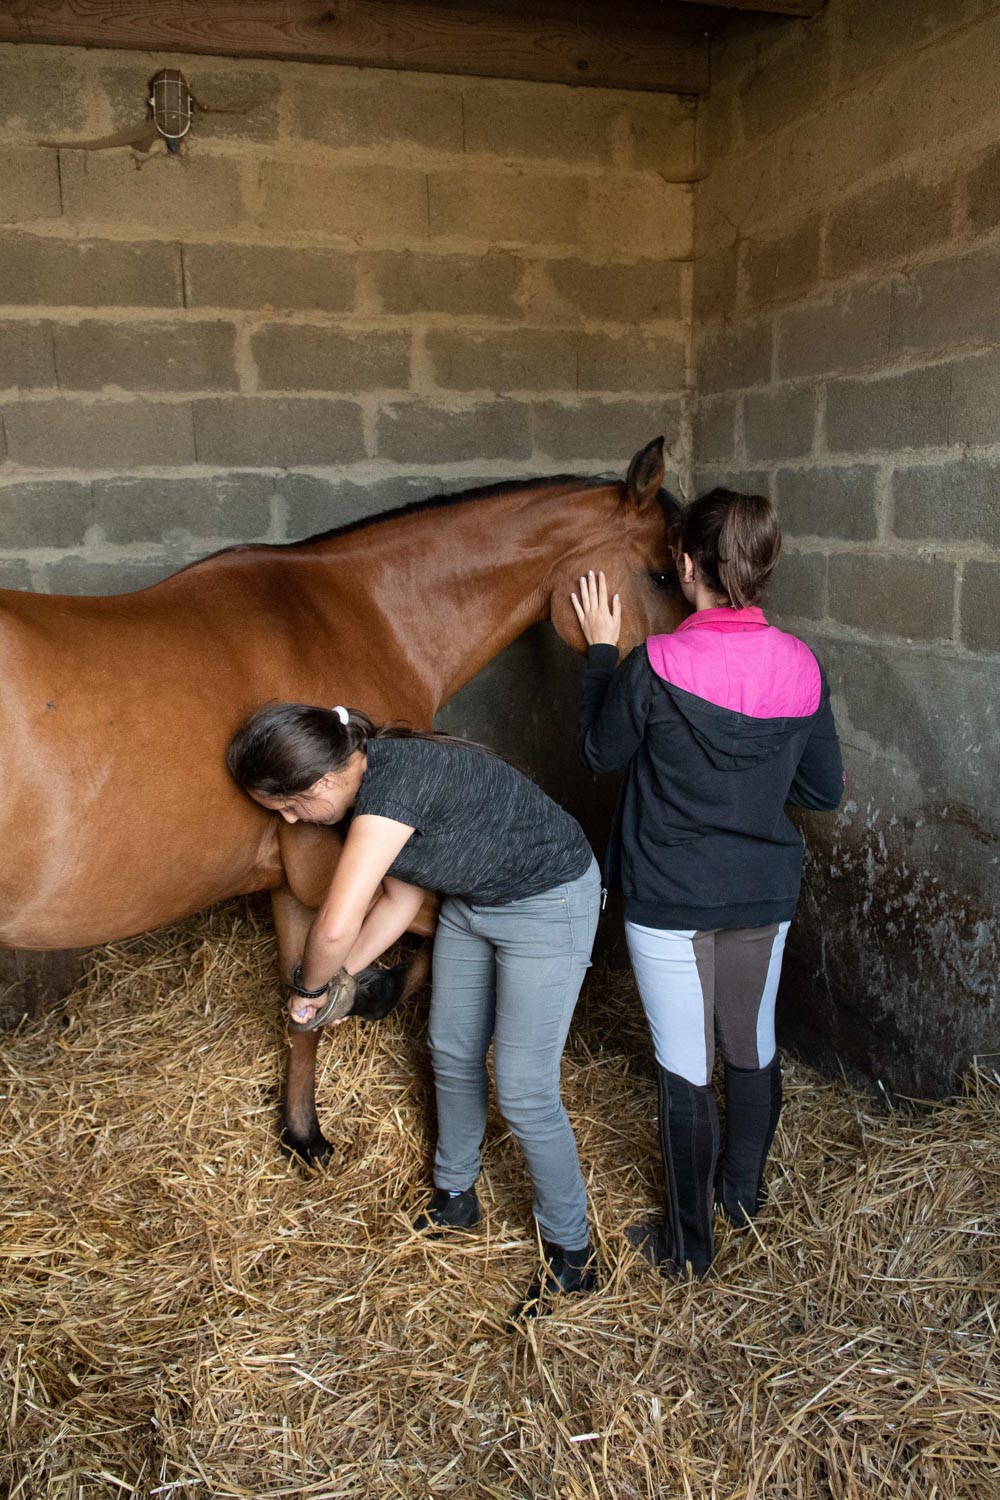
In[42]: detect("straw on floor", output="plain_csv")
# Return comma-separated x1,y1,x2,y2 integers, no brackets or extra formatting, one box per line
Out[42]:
1,896,997,1499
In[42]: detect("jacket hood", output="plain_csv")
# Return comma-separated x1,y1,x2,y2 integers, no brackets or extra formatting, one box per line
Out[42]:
644,612,823,773
662,680,814,772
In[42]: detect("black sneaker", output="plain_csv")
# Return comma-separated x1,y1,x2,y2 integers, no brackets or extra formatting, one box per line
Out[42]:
510,1240,597,1324
413,1187,481,1235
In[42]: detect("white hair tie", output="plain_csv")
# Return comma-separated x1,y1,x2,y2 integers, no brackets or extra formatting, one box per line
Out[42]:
332,705,349,726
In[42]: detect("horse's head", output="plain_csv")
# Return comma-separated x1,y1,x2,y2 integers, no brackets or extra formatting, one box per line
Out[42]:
547,437,689,655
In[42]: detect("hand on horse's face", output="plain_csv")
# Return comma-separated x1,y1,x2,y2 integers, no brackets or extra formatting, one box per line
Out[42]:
571,569,621,648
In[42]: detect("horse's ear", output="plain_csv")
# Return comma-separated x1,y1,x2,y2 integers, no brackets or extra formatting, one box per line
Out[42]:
625,436,666,508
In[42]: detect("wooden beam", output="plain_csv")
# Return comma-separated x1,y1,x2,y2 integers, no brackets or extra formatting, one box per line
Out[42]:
669,0,824,13
0,1,711,94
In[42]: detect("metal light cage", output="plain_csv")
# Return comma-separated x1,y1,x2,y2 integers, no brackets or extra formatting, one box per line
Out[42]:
149,69,193,143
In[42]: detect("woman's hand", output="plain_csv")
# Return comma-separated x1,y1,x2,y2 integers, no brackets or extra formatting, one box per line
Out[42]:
571,569,621,647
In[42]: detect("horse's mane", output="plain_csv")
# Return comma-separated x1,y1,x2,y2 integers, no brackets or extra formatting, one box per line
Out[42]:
288,473,611,549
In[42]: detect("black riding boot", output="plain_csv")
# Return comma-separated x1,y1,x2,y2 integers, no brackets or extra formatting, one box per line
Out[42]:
628,1067,719,1279
718,1056,782,1227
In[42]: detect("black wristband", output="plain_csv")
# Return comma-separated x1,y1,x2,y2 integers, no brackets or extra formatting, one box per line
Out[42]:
289,963,330,999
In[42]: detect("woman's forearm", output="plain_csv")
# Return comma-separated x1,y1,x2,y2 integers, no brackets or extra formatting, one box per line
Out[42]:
298,921,360,991
345,885,426,974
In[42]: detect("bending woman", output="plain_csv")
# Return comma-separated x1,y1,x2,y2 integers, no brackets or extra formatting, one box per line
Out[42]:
571,490,843,1278
227,704,602,1316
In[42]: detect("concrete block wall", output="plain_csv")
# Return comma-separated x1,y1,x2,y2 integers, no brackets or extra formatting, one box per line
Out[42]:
0,43,693,595
692,0,1000,1094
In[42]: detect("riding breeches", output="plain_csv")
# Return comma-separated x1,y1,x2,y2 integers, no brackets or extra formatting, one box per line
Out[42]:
625,921,791,1087
428,859,600,1250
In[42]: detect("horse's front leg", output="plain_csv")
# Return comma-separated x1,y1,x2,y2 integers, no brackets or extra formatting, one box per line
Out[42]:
271,882,332,1166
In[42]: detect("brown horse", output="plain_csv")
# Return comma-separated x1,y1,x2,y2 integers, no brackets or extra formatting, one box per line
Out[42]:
1,437,685,1161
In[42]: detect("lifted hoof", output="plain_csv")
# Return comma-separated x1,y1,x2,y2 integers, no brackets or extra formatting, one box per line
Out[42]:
350,963,407,1022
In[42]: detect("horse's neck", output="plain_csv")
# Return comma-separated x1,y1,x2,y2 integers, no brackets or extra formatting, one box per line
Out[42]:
312,482,605,710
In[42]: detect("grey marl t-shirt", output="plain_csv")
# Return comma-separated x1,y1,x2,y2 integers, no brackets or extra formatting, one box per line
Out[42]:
353,736,593,906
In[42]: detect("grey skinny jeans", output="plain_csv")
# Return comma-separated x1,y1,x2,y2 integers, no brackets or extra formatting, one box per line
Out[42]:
428,857,601,1250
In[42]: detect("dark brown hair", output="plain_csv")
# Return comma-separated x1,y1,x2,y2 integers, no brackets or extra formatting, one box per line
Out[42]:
226,703,499,799
674,487,781,608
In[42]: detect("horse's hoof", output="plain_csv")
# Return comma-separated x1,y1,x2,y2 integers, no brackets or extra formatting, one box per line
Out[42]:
280,1128,333,1170
350,963,407,1022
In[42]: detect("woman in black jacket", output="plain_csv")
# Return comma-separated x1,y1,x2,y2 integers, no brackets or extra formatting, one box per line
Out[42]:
572,488,843,1277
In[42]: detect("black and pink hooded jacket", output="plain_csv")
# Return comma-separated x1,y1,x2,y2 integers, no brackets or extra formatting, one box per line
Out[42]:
579,606,844,931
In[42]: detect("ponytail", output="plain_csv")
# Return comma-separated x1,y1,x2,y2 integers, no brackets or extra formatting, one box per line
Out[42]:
676,488,781,608
227,702,501,799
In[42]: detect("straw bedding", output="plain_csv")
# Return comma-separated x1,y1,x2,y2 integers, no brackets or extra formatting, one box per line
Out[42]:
1,896,997,1499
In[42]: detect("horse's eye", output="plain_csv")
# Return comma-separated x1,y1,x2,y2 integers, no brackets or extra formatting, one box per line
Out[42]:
648,569,677,594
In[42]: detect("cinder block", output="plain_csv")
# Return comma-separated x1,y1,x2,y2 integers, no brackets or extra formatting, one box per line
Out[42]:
0,49,88,135
829,174,953,279
533,398,678,462
700,85,734,168
0,322,56,390
950,349,1000,447
289,73,462,151
890,244,1000,355
960,561,1000,651
877,10,1000,166
826,366,951,454
0,233,182,307
279,472,494,539
0,147,61,223
253,326,411,391
46,557,178,597
739,24,833,140
372,251,521,318
585,178,691,261
427,330,577,392
60,151,243,231
92,473,273,544
578,333,685,393
893,459,1000,548
828,552,955,640
429,170,583,247
55,321,238,392
839,0,964,87
694,396,736,463
194,398,365,468
628,96,697,176
0,559,32,591
464,82,620,165
101,66,281,144
745,220,821,310
539,258,684,325
777,287,890,380
693,242,738,326
766,548,826,621
376,400,531,464
697,136,779,249
697,323,772,394
775,465,878,540
0,481,92,548
694,467,771,499
744,386,815,461
185,243,356,312
780,13,1000,198
4,400,195,468
966,143,1000,235
260,162,428,240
